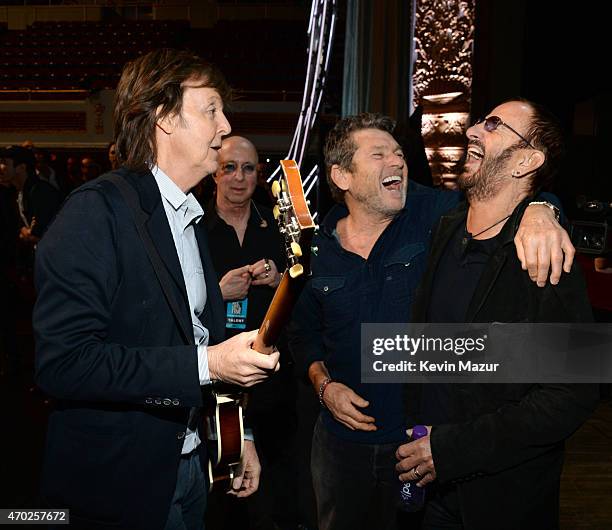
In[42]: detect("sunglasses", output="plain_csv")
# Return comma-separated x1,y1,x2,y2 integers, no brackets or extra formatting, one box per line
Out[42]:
220,162,257,176
474,116,535,149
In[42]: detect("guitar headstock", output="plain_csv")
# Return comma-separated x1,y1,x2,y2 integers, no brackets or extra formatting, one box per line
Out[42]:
271,159,316,279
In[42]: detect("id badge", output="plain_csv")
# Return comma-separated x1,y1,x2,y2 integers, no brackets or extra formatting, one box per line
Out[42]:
226,298,248,329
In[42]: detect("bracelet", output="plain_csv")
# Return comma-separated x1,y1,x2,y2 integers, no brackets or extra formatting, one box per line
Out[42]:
528,201,560,222
318,377,333,408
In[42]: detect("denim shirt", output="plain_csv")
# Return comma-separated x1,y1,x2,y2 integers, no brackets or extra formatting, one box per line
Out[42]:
288,181,460,443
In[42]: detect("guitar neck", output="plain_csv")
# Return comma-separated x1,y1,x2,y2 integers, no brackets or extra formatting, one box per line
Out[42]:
252,159,315,355
252,271,305,354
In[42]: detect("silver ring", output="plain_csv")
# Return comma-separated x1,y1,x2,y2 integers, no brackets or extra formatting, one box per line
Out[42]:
264,260,271,273
263,272,269,278
413,466,422,479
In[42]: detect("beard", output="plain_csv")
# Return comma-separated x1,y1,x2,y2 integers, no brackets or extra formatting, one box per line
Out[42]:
458,145,517,201
350,183,406,219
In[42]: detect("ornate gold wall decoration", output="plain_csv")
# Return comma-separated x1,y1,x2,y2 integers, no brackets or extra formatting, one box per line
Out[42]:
413,0,475,187
421,111,469,146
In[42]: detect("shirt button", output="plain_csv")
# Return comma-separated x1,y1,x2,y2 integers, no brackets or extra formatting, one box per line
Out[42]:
162,398,171,406
405,262,411,267
177,432,185,440
323,286,329,292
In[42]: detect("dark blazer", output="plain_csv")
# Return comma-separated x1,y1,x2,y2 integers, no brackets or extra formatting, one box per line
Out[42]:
33,168,225,530
411,198,599,530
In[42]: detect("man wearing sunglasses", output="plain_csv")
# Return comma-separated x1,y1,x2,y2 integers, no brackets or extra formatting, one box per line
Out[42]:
204,135,298,529
396,99,599,529
206,136,283,313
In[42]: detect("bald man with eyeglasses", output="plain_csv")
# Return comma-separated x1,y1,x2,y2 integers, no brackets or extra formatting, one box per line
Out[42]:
207,136,283,303
203,135,298,529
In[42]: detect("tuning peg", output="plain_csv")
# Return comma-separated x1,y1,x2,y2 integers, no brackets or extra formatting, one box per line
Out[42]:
291,242,302,257
289,264,304,278
273,205,280,219
271,180,281,198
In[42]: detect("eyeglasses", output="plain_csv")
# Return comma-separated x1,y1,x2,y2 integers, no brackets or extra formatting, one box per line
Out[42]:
474,115,535,149
220,162,257,176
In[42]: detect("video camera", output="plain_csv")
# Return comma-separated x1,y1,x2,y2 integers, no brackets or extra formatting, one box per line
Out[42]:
570,199,612,255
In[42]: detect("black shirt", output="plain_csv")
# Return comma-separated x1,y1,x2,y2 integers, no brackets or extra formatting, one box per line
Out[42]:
203,200,286,337
422,221,501,425
204,200,289,413
428,223,502,323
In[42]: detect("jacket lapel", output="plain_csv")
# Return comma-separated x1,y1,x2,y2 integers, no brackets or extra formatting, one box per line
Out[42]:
145,202,191,305
195,223,225,345
464,252,507,322
123,169,193,343
411,205,467,321
465,199,530,322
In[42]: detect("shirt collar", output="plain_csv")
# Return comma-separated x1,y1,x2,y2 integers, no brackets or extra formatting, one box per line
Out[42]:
204,198,264,232
152,165,204,228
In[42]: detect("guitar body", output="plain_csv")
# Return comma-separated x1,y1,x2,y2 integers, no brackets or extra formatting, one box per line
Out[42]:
206,159,316,491
205,392,244,491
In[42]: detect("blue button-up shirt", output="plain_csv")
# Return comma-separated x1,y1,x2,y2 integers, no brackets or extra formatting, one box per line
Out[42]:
152,165,210,454
288,182,460,444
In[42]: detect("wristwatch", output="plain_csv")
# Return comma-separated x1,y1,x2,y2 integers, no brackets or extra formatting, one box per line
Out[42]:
528,201,560,222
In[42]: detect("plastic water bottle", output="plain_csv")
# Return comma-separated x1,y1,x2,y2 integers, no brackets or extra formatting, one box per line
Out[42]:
398,424,428,512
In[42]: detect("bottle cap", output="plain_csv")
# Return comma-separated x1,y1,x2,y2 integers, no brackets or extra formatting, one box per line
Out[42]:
411,425,428,440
